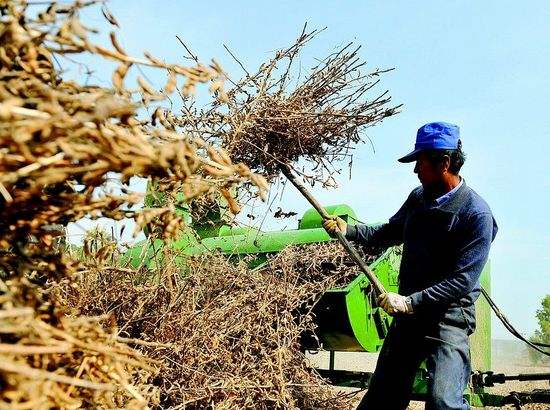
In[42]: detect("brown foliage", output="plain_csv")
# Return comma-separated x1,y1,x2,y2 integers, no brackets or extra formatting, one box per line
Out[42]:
0,1,397,408
59,242,381,409
0,2,264,408
180,27,400,187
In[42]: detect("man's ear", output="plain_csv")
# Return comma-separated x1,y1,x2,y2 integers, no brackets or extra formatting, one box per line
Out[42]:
440,155,451,173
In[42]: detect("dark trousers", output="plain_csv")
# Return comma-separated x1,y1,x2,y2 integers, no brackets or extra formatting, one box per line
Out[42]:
357,306,474,410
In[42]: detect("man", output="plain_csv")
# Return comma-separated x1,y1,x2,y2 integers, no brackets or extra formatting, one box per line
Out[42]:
323,122,498,410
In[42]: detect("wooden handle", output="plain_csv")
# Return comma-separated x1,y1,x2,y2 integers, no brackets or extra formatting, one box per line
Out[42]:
279,165,387,296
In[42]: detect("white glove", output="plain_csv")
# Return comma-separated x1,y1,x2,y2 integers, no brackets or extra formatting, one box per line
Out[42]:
377,292,413,315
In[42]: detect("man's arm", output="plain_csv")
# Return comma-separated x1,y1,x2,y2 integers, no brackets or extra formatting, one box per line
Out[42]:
345,199,409,249
408,211,497,309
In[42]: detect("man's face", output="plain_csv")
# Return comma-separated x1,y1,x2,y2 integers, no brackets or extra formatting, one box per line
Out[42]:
414,152,444,190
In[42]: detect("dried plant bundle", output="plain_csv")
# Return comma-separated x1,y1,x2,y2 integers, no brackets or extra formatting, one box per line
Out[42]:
0,1,264,408
0,1,398,408
180,27,400,186
0,279,160,408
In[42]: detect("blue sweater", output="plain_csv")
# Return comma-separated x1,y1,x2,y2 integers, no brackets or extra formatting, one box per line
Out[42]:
346,181,498,311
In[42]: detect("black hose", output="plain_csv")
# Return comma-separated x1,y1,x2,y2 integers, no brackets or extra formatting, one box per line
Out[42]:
480,287,550,356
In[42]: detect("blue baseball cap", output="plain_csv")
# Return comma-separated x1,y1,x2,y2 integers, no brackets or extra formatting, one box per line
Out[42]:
398,121,460,163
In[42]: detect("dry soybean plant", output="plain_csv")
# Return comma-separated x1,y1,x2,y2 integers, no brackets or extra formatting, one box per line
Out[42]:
0,1,266,252
58,242,384,409
0,1,399,408
179,26,400,188
0,1,265,408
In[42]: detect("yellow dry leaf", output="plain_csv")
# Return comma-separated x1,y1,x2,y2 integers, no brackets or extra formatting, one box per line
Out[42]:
218,90,229,104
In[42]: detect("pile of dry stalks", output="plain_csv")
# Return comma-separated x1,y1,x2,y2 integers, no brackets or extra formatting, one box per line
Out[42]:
58,242,382,409
1,1,398,408
0,296,160,408
0,1,265,251
0,1,265,408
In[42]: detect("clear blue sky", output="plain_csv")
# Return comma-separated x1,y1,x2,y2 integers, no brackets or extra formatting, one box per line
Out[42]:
65,0,549,340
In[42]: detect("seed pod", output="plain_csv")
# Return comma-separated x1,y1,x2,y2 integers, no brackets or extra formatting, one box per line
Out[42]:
151,107,164,126
217,148,233,166
112,63,130,91
109,32,127,56
164,71,177,94
221,188,240,214
144,51,163,66
202,165,231,177
102,6,120,27
69,18,88,40
137,76,157,95
207,147,223,164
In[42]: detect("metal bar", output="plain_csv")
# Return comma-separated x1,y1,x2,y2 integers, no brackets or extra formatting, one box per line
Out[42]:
279,164,387,296
505,373,550,382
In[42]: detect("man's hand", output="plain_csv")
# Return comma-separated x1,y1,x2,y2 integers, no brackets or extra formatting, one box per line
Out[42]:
377,292,413,315
322,216,347,237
